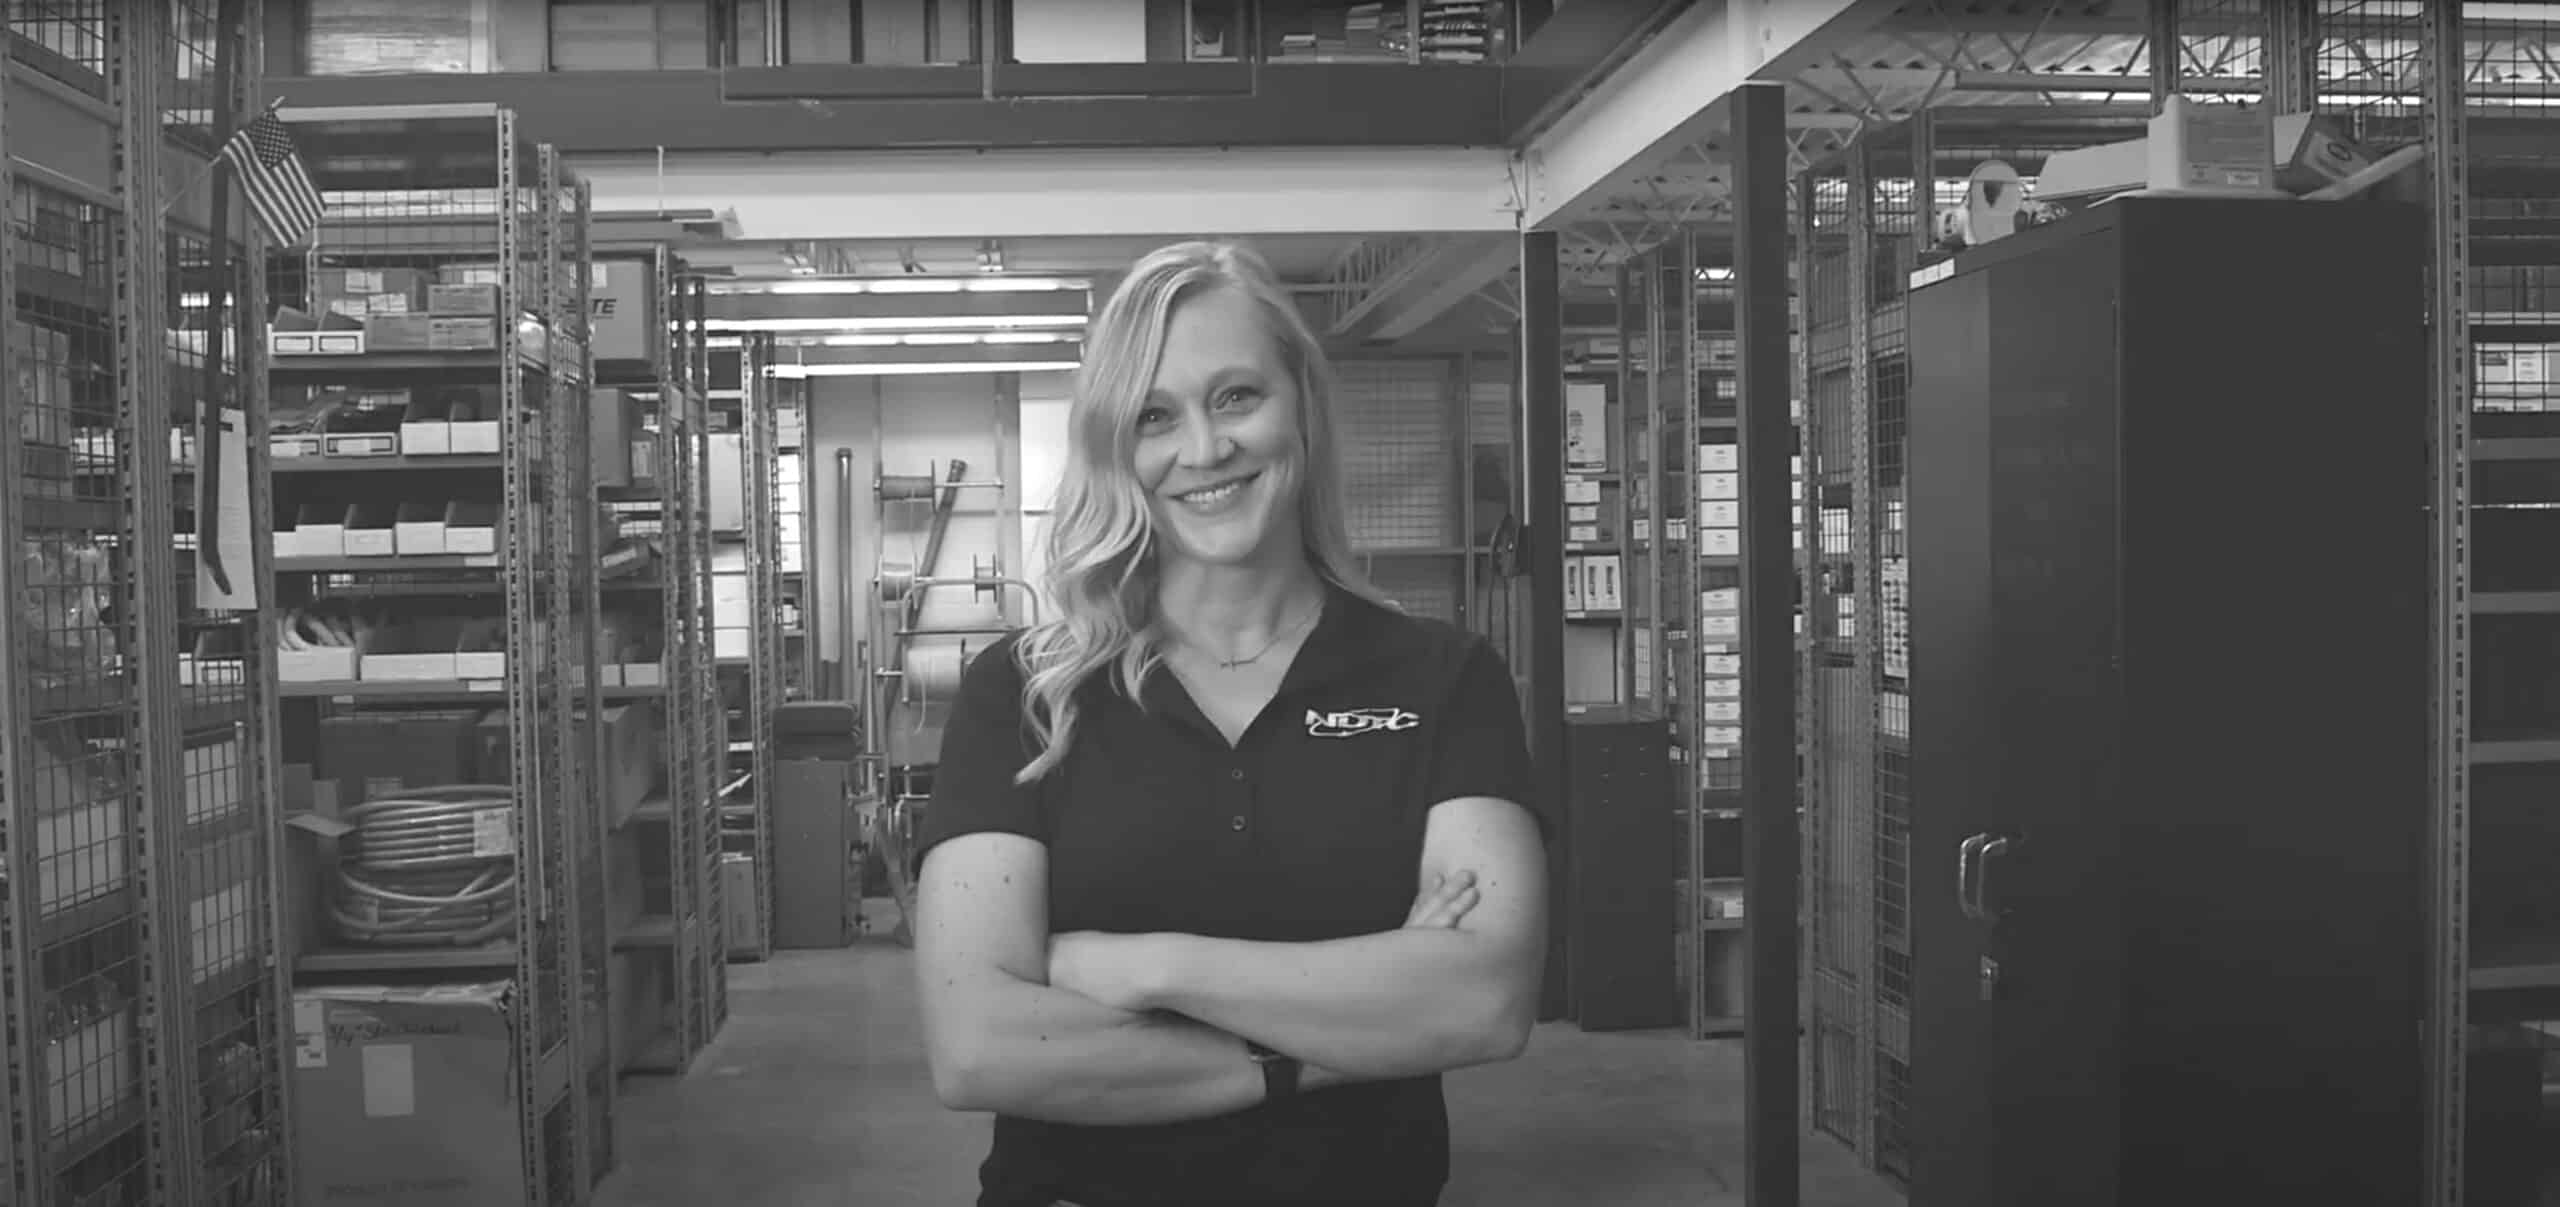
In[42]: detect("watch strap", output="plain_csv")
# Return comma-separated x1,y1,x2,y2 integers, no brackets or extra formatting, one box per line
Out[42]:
1245,1040,1301,1102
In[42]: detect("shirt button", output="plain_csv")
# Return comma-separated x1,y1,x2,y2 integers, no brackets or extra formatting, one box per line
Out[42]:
1230,816,1248,832
1230,768,1247,781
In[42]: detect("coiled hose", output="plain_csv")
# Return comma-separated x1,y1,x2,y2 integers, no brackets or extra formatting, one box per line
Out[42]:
328,785,519,948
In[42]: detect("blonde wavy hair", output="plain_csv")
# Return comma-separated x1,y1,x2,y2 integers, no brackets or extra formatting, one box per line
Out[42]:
1010,240,1388,784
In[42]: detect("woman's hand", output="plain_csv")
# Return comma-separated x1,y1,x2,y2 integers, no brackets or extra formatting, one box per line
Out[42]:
1047,931,1167,1014
1404,870,1480,930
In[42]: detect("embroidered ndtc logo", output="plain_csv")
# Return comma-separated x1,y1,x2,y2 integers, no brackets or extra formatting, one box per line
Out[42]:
1305,708,1420,739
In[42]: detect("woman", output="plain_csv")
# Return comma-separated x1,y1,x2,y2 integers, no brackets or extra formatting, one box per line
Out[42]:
914,240,1551,1207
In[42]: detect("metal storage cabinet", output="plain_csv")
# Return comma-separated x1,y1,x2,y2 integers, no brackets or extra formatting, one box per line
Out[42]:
1903,197,2431,1207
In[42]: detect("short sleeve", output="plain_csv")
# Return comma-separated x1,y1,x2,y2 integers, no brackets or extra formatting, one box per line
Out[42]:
1423,638,1552,837
915,637,1047,863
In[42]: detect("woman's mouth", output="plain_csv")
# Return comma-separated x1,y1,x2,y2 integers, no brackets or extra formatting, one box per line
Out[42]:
1175,472,1259,509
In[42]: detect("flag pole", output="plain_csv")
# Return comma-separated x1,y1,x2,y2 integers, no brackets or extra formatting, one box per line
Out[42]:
160,95,285,220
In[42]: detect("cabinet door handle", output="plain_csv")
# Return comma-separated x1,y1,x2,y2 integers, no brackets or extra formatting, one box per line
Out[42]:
1957,833,1990,921
1975,836,2013,920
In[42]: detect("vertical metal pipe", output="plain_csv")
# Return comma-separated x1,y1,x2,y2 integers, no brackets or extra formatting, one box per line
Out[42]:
839,447,861,709
1733,79,1801,1207
1521,229,1570,1022
2148,0,2182,112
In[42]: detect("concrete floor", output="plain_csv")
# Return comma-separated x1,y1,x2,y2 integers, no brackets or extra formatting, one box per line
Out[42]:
596,935,1907,1207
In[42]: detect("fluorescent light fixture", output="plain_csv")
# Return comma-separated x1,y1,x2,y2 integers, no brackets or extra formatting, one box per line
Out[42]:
711,276,1089,297
1694,266,1735,282
707,314,1089,333
794,330,1076,348
768,359,1084,378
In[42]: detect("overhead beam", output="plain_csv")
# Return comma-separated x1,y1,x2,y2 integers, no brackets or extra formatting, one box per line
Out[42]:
263,64,1512,153
577,147,1520,242
1518,0,1901,229
1359,234,1523,344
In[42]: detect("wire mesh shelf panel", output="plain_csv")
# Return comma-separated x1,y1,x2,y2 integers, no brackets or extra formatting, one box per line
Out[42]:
1337,359,1460,551
5,138,160,1207
262,105,587,1207
6,0,107,85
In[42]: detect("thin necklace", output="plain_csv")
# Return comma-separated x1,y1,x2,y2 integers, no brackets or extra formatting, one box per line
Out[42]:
1196,601,1319,671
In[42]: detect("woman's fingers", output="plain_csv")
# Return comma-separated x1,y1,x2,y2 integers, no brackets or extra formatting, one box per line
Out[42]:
1406,871,1480,929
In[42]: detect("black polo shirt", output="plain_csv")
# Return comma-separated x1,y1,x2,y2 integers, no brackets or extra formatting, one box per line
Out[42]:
918,581,1545,1207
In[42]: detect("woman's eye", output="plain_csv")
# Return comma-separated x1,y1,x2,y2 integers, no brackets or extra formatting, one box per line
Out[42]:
1214,386,1260,409
1136,406,1173,431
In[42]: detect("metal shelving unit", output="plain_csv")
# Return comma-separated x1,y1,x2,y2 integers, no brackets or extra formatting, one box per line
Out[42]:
711,332,775,969
261,103,600,1206
4,4,291,1204
589,240,722,1080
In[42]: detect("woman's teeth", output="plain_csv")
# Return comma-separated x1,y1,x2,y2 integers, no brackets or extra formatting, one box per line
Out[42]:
1182,478,1248,504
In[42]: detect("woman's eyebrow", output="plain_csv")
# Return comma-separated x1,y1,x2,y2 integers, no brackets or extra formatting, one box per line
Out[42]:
1145,367,1262,403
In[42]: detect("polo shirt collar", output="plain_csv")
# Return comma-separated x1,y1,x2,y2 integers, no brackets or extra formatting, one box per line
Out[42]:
1135,578,1397,744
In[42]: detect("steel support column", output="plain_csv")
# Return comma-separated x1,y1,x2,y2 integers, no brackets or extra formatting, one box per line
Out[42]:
2148,0,2182,110
2420,4,2473,1205
1521,228,1571,1023
2262,0,2321,113
1733,79,1801,1207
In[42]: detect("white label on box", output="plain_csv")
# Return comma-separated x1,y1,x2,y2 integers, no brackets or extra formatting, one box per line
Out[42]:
1703,655,1743,676
1701,677,1741,699
361,1044,416,1118
294,1000,328,1069
1701,473,1739,500
1701,614,1741,639
1564,477,1602,505
472,810,515,859
1568,504,1600,523
1568,525,1601,544
1699,443,1738,472
1701,501,1741,528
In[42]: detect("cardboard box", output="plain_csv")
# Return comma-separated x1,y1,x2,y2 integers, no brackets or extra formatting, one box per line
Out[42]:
1699,472,1739,501
314,267,428,323
589,257,662,366
453,619,506,681
365,314,437,352
398,395,452,456
1564,381,1609,469
291,983,526,1207
428,317,498,351
590,388,641,488
427,284,499,316
1698,442,1739,472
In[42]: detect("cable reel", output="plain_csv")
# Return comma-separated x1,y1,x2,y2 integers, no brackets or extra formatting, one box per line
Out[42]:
327,785,519,948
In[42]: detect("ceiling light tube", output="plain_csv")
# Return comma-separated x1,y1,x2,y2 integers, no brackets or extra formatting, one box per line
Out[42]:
768,359,1084,378
711,276,1090,297
707,314,1089,333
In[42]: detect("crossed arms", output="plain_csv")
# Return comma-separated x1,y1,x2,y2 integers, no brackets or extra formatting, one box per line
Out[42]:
913,795,1548,1126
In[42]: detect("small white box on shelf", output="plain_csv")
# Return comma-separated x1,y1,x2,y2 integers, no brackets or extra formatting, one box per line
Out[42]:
1563,557,1586,611
1568,503,1599,524
1699,677,1741,699
361,621,462,682
289,503,347,558
1701,529,1741,557
342,503,398,557
713,628,751,660
1700,613,1741,640
445,502,498,556
268,328,365,357
1700,725,1744,751
1702,653,1742,677
398,395,452,455
1698,443,1738,472
1567,524,1601,545
1564,382,1609,469
1586,555,1624,611
323,430,398,458
1700,501,1740,528
1564,476,1602,505
624,662,664,688
1699,472,1739,501
1701,700,1744,724
393,503,449,556
1701,588,1740,614
277,643,359,683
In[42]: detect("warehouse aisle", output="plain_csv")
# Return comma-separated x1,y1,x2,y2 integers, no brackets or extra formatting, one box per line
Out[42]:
596,928,1903,1207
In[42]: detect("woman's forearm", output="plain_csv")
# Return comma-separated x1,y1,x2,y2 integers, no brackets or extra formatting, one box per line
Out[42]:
1146,929,1533,1080
939,973,1278,1125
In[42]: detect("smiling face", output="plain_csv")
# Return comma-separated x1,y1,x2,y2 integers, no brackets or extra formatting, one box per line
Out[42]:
1133,286,1306,570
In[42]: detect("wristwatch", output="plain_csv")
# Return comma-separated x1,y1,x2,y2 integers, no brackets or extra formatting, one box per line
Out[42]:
1245,1040,1302,1103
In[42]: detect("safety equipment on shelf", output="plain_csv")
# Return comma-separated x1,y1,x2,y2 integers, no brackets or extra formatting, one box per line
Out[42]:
327,785,519,948
276,603,377,653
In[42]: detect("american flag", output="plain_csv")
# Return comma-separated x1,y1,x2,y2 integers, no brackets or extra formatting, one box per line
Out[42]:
216,108,325,250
